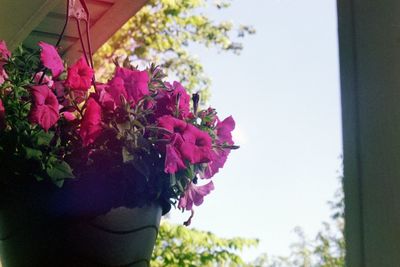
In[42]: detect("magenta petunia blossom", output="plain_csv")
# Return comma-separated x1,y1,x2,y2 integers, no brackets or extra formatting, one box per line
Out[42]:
95,82,114,110
157,115,188,171
29,85,59,131
80,97,102,146
0,62,8,85
53,81,72,108
154,81,191,119
164,134,186,174
98,87,115,111
63,111,76,122
107,76,128,106
157,115,213,165
178,181,215,211
157,115,187,135
203,149,230,179
38,42,64,77
202,116,236,178
180,124,213,164
0,40,11,61
113,67,149,104
34,72,54,87
168,81,191,116
65,57,94,91
216,115,235,145
0,40,9,85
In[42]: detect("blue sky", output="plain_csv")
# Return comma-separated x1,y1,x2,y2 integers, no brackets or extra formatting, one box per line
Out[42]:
169,0,342,260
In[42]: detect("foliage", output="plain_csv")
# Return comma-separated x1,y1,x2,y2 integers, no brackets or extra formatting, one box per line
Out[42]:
152,221,259,267
94,0,255,101
0,45,74,188
0,40,238,222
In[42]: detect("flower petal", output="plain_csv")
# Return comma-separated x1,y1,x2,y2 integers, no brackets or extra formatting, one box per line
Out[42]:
38,42,64,77
29,85,59,131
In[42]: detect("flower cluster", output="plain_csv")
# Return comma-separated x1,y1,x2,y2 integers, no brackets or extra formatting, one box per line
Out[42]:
0,40,238,222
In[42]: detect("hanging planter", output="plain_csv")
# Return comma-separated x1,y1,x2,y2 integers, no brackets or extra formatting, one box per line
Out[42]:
0,0,239,266
0,183,164,266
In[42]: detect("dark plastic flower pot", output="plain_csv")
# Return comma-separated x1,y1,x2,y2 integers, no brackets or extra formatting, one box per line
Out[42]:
0,182,164,267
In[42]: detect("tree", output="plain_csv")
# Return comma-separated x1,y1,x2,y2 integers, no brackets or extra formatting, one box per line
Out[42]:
94,0,255,101
151,221,258,266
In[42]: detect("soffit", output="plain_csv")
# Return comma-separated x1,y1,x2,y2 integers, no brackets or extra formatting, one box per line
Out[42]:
0,0,148,63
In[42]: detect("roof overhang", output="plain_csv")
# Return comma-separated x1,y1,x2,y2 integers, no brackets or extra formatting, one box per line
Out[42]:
0,0,148,63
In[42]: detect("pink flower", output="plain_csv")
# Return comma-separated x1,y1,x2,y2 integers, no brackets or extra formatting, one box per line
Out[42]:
157,116,187,172
113,67,149,104
0,40,10,85
80,97,102,146
164,134,186,174
0,40,11,61
169,81,191,115
178,181,215,211
157,115,187,135
202,116,236,178
157,115,212,164
203,149,230,179
0,99,5,129
63,111,76,121
34,72,54,87
107,76,128,106
216,116,235,145
98,88,115,111
95,82,114,110
53,81,65,96
53,81,74,109
65,57,94,91
29,85,60,131
0,62,8,85
70,90,86,104
38,42,64,77
154,81,191,119
180,124,213,164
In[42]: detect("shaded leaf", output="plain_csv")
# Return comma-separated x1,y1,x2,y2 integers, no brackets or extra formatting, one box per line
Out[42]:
46,160,75,187
23,146,42,160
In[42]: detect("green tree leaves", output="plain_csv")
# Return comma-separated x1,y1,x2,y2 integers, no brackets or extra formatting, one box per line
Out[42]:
94,0,255,102
152,222,259,266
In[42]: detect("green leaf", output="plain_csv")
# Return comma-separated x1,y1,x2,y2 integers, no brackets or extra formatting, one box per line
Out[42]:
170,172,176,186
33,174,44,182
176,179,184,192
184,163,194,180
50,178,64,188
23,146,42,160
46,160,75,188
36,131,54,146
122,146,134,163
116,121,131,132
